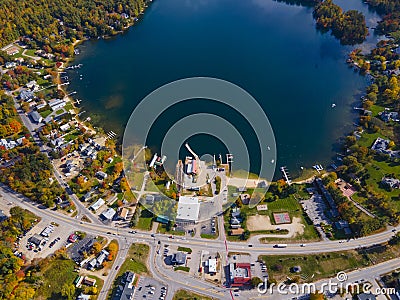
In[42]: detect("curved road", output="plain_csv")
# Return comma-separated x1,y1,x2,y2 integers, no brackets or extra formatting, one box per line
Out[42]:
2,185,399,299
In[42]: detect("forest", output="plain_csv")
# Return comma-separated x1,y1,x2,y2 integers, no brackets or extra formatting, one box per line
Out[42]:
313,0,368,45
0,0,149,54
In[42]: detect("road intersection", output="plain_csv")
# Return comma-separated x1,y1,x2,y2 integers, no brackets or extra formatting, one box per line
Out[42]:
2,183,400,299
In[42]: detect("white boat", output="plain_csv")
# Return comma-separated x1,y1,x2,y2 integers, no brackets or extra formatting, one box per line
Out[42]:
332,103,336,108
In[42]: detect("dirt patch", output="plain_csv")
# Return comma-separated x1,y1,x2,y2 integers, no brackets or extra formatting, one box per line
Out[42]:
246,215,304,237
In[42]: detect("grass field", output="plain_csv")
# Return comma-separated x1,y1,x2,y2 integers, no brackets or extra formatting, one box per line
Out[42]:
357,132,385,148
173,289,214,300
40,109,52,118
136,209,153,231
261,250,369,283
117,243,149,276
35,257,77,299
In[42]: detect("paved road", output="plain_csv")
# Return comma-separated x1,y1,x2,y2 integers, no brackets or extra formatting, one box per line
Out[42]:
3,185,400,300
12,97,100,225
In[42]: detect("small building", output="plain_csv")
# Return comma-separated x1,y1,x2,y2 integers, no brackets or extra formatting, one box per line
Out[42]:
230,228,244,236
96,249,109,268
145,194,154,205
68,233,78,243
28,234,43,247
77,294,91,300
156,215,169,225
89,198,105,211
382,177,400,189
229,263,252,287
171,252,186,265
237,187,247,192
28,111,42,123
208,258,217,274
118,207,129,220
49,98,66,111
82,276,96,287
100,208,116,221
20,90,35,101
95,171,108,180
60,123,70,132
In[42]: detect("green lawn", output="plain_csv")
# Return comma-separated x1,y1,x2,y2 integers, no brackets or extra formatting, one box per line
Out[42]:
55,108,65,115
261,251,369,283
64,102,74,111
24,49,37,57
173,289,214,300
369,104,385,117
117,243,149,276
136,210,153,231
40,109,52,118
174,266,190,272
357,132,385,148
64,130,80,142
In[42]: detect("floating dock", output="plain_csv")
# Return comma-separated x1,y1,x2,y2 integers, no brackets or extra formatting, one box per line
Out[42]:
280,166,292,185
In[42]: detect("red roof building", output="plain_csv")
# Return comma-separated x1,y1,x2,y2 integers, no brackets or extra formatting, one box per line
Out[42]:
229,263,252,287
68,233,78,243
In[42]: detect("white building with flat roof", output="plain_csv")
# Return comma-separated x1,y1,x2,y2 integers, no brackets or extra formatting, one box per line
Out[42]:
89,198,105,211
176,196,200,224
208,258,217,274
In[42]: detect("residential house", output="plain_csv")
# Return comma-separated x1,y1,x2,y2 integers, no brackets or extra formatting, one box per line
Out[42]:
112,271,135,300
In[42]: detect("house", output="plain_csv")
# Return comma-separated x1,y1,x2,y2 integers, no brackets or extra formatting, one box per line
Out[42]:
112,271,135,300
20,90,35,101
5,61,16,68
371,137,390,152
95,171,108,180
89,198,105,211
60,123,70,131
49,98,66,111
171,252,186,265
100,208,116,221
118,207,129,220
382,177,400,189
96,249,109,268
82,276,96,287
77,294,91,300
88,258,97,270
228,263,252,287
380,111,399,122
26,80,39,91
176,196,200,224
28,111,42,123
82,191,93,202
230,228,244,236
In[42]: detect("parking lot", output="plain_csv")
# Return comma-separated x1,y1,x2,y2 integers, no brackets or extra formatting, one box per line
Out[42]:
199,217,217,236
134,277,167,300
19,220,72,261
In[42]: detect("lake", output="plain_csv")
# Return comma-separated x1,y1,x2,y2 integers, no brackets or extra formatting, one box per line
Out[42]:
67,0,380,178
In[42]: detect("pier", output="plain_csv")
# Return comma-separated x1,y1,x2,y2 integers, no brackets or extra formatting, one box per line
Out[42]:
106,131,117,140
280,166,292,185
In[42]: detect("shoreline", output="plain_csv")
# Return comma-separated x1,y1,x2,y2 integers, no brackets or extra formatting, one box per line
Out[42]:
57,1,375,183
